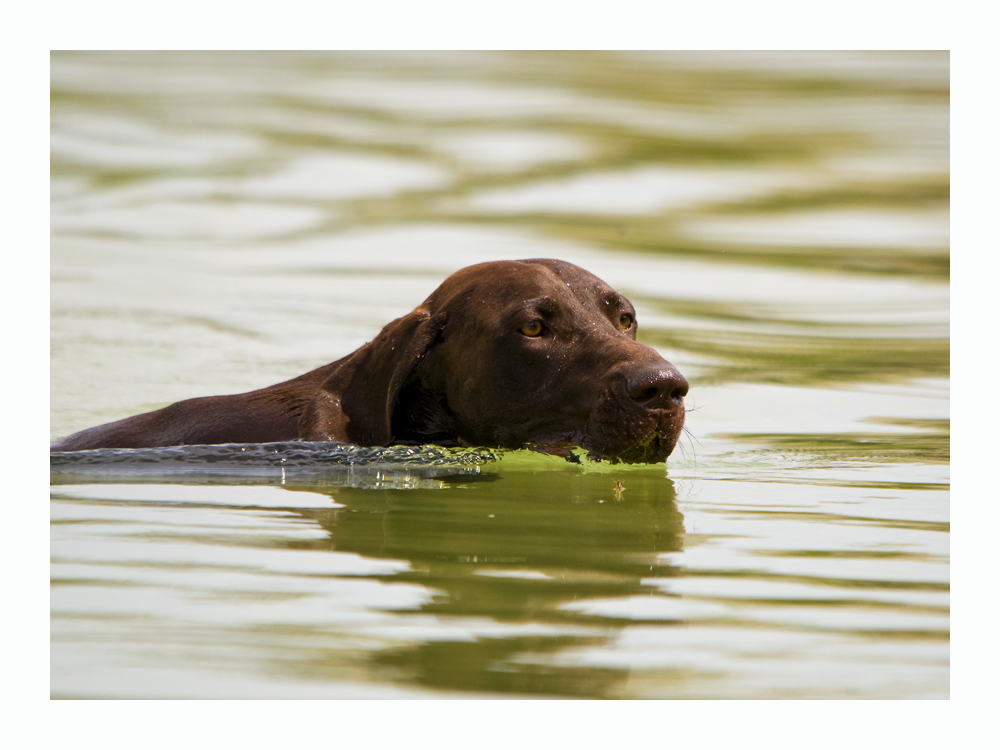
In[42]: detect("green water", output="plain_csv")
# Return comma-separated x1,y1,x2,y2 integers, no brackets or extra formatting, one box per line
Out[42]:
50,51,949,699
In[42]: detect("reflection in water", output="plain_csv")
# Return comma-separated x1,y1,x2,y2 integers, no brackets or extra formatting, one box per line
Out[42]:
294,468,684,696
51,454,947,698
52,461,685,698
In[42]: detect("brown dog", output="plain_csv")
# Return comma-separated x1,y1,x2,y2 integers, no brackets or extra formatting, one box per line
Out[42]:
50,259,689,463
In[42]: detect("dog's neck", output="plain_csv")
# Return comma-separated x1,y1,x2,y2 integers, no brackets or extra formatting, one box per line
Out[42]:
390,380,463,447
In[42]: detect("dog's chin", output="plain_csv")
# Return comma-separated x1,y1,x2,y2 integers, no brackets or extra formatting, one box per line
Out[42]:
518,408,685,465
586,430,679,464
583,407,686,465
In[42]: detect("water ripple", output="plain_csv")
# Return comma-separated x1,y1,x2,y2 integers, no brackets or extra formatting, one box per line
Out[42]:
51,441,496,487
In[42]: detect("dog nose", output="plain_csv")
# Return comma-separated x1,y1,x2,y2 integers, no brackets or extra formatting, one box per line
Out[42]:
626,364,689,409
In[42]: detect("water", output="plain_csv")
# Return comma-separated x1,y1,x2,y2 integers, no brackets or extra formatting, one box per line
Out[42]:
50,51,949,699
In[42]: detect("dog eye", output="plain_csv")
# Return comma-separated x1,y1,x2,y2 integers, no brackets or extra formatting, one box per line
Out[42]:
619,313,634,330
520,320,544,337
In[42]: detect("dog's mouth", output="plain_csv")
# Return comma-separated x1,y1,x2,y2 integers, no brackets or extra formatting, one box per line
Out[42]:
585,404,686,464
588,430,676,464
522,406,685,465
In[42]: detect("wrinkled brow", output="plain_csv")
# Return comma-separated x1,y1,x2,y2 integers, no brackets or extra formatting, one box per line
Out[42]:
496,296,565,326
576,286,630,315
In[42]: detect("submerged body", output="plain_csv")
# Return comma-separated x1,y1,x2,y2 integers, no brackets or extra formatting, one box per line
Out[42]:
51,259,689,463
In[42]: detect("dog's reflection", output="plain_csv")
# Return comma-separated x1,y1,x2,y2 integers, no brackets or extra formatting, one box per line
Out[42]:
283,468,685,696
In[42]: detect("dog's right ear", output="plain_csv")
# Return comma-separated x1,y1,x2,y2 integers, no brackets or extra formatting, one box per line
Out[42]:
297,308,445,446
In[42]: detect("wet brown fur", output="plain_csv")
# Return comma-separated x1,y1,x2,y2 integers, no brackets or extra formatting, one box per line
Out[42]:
51,259,689,463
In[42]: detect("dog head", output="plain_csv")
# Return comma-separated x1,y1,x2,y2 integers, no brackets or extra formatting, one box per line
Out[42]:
299,259,688,463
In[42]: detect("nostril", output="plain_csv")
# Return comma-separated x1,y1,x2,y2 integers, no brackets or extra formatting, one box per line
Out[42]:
626,366,689,408
634,387,658,402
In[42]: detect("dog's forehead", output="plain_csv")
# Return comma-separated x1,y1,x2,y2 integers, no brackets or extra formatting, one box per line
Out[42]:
427,259,617,310
525,258,611,292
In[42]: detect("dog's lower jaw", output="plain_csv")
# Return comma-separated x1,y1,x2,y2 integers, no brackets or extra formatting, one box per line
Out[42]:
582,407,685,464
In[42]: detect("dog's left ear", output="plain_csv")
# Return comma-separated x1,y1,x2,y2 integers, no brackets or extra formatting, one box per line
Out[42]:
298,308,445,446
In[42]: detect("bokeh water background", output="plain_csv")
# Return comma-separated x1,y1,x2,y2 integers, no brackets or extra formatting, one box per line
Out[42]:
50,51,949,699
